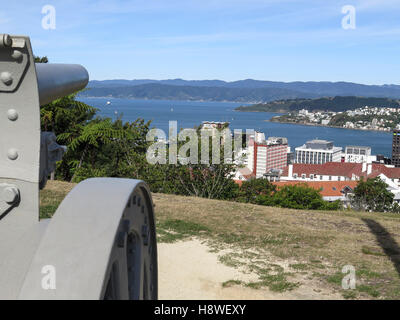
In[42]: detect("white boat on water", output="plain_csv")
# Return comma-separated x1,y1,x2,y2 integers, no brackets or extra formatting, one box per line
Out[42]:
107,101,111,105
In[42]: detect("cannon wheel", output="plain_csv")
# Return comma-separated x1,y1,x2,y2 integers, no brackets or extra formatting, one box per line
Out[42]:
18,178,157,300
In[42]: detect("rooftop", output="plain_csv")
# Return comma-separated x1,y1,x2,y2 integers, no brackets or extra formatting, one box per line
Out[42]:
282,162,400,179
273,181,358,197
346,146,371,149
296,139,339,151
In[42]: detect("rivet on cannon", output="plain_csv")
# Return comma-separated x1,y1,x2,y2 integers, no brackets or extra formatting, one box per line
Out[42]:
1,72,13,86
11,50,22,62
2,187,19,205
7,149,18,160
7,109,18,121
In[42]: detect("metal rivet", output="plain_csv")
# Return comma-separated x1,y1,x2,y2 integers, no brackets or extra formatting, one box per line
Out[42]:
7,149,18,160
7,109,18,121
1,72,12,86
11,50,22,61
2,187,19,204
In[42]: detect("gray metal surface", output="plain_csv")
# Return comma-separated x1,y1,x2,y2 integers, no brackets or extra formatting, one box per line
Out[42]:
19,178,158,300
36,63,89,105
0,35,42,284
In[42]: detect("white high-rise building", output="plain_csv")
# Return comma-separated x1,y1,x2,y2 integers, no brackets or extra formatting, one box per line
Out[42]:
295,139,342,164
344,146,376,163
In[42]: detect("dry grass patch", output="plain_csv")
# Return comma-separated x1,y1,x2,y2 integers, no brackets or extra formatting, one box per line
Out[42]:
39,180,76,219
40,181,400,299
153,193,400,299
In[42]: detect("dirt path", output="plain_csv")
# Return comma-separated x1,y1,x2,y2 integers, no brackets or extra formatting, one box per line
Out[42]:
158,239,343,300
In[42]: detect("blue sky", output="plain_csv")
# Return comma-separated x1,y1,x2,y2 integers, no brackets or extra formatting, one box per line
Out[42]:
1,0,400,84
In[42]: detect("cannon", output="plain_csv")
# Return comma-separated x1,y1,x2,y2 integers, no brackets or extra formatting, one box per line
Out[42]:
0,34,158,300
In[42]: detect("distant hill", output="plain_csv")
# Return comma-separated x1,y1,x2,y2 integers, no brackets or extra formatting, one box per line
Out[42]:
86,79,400,101
235,96,400,113
80,83,316,103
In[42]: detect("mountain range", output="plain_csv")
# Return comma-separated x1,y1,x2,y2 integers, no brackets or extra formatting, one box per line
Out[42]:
80,79,400,103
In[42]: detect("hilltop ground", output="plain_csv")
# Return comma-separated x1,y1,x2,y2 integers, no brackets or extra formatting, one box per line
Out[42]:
41,180,400,300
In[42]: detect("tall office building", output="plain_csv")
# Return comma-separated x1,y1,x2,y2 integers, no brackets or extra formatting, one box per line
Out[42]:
295,139,342,164
392,130,400,167
247,136,288,178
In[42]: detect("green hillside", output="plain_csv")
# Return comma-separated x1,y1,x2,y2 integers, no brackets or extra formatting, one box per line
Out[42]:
236,96,400,113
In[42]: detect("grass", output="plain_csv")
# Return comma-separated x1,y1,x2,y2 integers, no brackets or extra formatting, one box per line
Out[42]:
222,280,243,288
357,284,380,298
290,263,309,270
157,219,210,243
41,180,400,299
361,246,386,257
39,180,75,219
245,272,299,292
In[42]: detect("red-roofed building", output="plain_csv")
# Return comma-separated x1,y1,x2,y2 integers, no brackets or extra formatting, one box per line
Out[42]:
281,162,400,188
273,180,358,204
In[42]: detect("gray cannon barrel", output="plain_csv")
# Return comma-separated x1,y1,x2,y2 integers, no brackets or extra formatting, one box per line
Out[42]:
35,63,89,105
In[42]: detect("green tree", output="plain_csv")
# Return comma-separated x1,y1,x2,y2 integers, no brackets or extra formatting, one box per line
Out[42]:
40,93,98,180
61,117,135,182
238,178,276,204
351,177,394,212
271,184,340,210
34,56,49,63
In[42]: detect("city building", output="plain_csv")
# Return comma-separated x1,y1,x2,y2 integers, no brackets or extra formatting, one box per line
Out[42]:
200,121,230,145
201,121,229,130
295,139,342,164
247,136,288,178
273,180,358,206
344,146,376,163
287,146,294,165
392,129,400,167
281,162,400,187
233,167,255,185
375,154,391,165
264,168,282,182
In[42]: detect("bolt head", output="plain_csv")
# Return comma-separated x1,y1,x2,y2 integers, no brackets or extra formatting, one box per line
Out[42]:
7,109,18,121
2,187,19,204
1,72,12,86
2,34,12,47
7,149,18,160
11,50,22,61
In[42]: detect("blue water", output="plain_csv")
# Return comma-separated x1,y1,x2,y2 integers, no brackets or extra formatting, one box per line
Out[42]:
79,97,393,157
